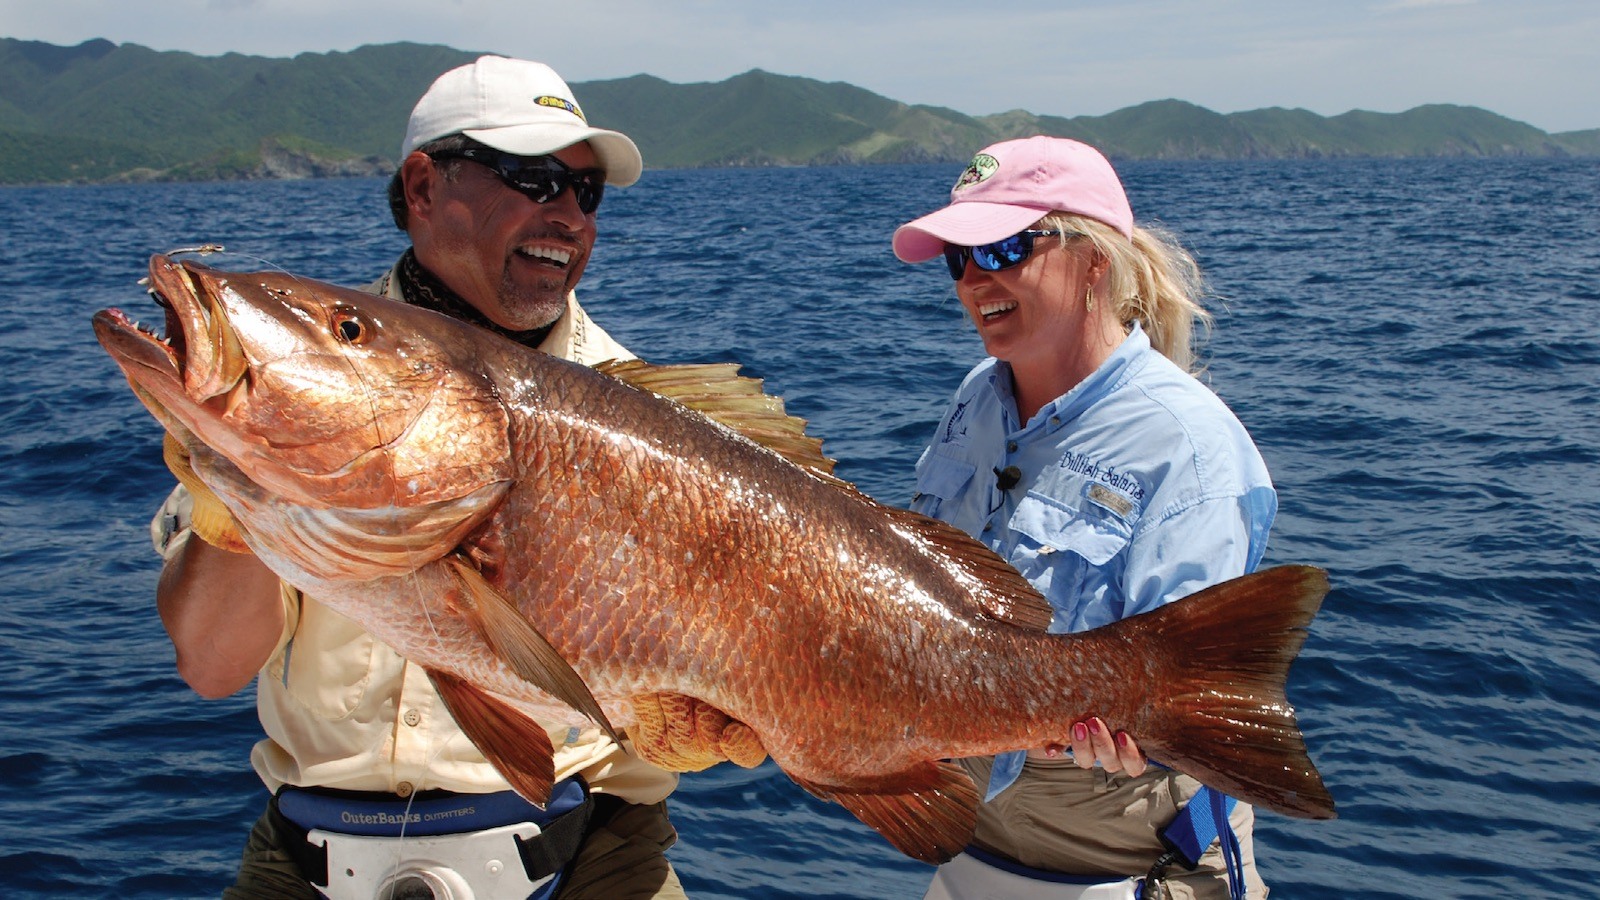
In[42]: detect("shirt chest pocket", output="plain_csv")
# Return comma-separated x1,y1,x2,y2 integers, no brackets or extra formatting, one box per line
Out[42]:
1006,491,1134,615
911,452,977,520
277,598,380,720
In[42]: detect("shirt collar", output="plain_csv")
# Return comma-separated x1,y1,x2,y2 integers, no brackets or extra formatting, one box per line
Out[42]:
990,321,1152,436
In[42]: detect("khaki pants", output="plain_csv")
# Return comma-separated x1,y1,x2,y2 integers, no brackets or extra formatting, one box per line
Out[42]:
957,756,1268,900
222,795,686,900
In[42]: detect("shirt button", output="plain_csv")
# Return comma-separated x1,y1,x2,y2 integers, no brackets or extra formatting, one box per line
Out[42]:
1007,441,1019,452
403,709,421,727
396,781,414,798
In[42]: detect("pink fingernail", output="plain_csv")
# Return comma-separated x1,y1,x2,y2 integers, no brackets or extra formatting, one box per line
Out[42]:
1073,722,1088,741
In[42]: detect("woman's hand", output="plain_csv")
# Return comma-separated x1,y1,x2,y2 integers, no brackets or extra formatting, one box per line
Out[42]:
1028,717,1147,776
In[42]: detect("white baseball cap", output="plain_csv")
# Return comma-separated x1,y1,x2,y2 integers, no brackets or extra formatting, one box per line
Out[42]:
401,56,643,186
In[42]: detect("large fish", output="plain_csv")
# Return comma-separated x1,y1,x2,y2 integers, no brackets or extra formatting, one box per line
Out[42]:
93,254,1335,863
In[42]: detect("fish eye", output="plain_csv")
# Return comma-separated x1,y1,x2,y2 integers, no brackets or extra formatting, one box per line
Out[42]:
332,311,369,344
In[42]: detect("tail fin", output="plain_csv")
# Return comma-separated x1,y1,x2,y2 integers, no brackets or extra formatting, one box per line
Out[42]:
1120,565,1336,819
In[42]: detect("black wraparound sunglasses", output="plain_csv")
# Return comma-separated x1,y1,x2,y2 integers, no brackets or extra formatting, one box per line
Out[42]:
429,145,606,214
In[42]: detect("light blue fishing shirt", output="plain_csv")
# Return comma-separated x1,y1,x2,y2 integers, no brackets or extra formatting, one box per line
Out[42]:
909,323,1277,799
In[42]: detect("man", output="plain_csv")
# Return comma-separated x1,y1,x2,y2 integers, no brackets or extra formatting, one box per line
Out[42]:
153,56,694,900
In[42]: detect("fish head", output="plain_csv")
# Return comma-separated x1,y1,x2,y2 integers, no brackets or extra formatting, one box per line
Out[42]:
93,254,515,580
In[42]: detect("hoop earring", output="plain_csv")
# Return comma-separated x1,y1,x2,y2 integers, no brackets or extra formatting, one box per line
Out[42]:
1085,283,1095,313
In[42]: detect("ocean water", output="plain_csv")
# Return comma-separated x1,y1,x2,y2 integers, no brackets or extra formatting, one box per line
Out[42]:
1,157,1597,899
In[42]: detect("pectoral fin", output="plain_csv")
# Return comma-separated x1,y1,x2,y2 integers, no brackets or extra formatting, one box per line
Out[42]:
791,761,978,864
446,555,620,743
427,668,555,806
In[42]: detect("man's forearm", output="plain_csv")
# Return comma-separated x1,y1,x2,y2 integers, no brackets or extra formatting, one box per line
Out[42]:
156,536,286,699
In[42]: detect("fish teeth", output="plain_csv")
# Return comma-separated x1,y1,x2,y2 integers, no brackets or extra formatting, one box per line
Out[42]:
128,316,167,343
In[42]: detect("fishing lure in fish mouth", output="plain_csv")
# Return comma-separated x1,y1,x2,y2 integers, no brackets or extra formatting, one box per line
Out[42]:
94,254,1335,865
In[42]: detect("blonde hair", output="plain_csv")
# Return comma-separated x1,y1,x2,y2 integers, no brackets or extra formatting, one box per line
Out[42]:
1037,213,1211,373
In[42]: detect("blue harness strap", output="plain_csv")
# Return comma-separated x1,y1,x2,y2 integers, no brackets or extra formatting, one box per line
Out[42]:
1155,785,1243,900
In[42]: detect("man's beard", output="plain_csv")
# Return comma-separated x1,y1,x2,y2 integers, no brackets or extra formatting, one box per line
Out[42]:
396,249,559,349
491,267,570,332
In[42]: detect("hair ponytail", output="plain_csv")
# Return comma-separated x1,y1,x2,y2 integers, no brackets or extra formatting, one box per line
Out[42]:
1040,214,1212,373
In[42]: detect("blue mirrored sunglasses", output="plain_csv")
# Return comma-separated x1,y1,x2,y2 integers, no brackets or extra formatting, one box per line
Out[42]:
429,145,606,214
943,229,1069,280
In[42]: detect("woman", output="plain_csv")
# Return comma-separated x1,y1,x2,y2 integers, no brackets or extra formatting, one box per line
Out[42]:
894,136,1276,899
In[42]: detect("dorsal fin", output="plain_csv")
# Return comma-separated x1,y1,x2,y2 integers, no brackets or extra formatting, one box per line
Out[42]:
882,504,1055,632
596,359,844,485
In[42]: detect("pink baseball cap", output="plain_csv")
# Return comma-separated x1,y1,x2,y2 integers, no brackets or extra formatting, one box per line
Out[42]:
401,56,643,186
892,136,1133,263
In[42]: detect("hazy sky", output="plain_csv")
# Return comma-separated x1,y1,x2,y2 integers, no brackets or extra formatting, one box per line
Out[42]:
5,0,1597,133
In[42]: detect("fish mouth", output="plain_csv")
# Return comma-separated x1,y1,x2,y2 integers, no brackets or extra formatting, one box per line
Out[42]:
92,254,251,435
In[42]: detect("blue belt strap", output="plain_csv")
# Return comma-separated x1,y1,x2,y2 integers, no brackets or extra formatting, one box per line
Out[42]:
278,777,588,837
964,844,1138,886
1158,785,1243,900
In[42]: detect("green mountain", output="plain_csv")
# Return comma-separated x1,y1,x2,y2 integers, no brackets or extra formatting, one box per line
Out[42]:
2,37,1594,185
0,38,475,182
984,99,1585,160
576,69,995,168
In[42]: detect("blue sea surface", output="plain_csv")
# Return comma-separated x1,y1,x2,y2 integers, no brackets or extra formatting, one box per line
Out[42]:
1,158,1597,898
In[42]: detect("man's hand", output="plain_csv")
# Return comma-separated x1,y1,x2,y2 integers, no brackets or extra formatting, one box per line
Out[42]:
163,434,250,553
628,692,767,772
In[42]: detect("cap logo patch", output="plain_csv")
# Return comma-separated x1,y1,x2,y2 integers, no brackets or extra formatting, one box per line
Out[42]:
953,153,999,192
535,95,586,122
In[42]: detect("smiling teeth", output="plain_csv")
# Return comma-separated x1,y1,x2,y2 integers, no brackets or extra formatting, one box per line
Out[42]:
979,300,1017,318
521,246,572,266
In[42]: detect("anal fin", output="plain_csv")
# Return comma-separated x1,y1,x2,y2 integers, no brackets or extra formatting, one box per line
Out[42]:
427,668,555,806
792,761,978,864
